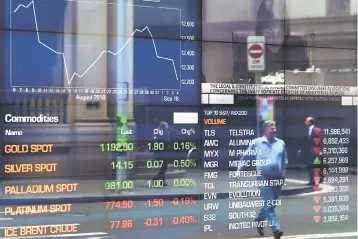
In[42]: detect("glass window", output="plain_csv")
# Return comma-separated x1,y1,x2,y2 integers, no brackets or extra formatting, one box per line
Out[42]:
327,0,351,16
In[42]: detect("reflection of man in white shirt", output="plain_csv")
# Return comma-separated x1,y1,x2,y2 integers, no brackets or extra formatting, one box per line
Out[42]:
308,124,314,139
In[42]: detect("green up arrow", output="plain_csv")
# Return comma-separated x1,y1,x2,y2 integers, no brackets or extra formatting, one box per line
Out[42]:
313,157,321,165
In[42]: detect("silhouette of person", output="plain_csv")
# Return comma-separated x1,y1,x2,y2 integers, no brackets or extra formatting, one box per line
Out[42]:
233,0,310,83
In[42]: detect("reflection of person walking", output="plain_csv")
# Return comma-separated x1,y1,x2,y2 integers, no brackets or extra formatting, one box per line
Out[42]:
301,117,324,185
152,122,170,186
237,121,287,239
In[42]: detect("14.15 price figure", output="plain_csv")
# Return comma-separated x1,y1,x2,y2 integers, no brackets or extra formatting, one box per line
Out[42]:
111,161,134,170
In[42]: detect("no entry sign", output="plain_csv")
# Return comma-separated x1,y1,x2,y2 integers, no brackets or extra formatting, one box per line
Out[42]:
249,44,263,59
247,36,265,71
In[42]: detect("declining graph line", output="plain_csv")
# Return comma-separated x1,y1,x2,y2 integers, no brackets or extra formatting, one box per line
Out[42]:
13,0,179,85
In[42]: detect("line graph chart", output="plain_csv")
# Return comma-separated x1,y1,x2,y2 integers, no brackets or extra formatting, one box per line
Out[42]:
13,1,179,86
6,0,201,104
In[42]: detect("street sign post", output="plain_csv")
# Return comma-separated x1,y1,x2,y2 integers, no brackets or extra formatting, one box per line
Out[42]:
247,36,267,137
247,36,265,72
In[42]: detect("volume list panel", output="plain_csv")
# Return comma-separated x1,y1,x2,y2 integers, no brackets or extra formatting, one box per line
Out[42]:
201,107,258,234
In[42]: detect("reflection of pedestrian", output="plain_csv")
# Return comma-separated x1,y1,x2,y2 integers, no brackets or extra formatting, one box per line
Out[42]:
237,120,287,239
152,122,170,186
298,117,324,185
233,0,309,83
201,72,207,83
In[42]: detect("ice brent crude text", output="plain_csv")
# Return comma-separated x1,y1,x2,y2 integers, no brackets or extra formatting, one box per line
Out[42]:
3,224,78,237
4,144,54,153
